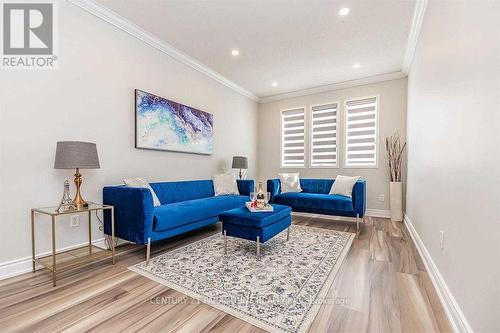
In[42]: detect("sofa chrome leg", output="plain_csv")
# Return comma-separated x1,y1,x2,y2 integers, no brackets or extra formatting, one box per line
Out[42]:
224,230,227,255
146,237,151,265
286,226,290,241
356,214,360,237
256,236,260,258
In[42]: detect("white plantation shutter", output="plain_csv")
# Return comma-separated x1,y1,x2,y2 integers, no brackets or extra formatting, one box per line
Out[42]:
281,108,305,167
345,97,378,167
311,103,338,167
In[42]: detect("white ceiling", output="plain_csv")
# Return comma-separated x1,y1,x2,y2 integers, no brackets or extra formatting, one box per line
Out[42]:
96,0,416,99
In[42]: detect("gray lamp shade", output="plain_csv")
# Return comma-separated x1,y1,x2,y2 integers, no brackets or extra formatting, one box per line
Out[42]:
54,141,100,169
232,156,248,169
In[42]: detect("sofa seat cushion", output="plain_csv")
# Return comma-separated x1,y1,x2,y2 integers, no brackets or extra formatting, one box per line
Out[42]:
153,195,247,232
273,192,354,212
219,204,291,228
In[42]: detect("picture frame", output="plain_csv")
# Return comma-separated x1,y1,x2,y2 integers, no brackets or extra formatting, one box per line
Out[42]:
134,89,214,155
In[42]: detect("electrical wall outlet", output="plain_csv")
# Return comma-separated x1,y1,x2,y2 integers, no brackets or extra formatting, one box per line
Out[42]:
440,230,445,249
378,194,385,202
70,215,80,227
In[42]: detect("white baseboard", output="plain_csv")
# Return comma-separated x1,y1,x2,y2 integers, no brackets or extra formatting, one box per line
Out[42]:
0,208,390,281
0,238,107,281
292,209,390,219
366,209,391,218
291,211,354,222
404,214,473,333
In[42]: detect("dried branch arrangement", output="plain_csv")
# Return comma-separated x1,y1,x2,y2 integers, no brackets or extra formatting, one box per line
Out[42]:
385,132,406,182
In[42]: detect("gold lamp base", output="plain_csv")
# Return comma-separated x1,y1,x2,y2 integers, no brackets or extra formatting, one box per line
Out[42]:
72,168,88,210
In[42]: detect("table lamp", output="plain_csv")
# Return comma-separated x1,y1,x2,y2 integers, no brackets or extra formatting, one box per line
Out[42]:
54,141,100,209
232,156,248,180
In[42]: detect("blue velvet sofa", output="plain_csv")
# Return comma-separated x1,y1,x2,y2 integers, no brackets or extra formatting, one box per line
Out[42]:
267,178,366,233
103,179,253,261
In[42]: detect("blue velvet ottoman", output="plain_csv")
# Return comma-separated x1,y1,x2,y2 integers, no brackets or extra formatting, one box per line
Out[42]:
219,204,292,257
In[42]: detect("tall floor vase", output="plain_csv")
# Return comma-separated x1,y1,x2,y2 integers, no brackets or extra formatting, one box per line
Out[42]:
389,181,403,222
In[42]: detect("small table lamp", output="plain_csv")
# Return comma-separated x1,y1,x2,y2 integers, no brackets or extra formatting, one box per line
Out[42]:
54,141,100,210
232,156,248,180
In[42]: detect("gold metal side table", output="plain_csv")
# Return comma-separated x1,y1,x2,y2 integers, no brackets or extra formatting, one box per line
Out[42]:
31,203,115,286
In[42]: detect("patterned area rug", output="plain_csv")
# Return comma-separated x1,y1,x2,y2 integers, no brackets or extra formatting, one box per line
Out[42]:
129,225,354,333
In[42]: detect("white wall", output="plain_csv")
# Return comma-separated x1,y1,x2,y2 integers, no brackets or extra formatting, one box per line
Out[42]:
257,78,407,211
0,1,258,265
406,1,500,331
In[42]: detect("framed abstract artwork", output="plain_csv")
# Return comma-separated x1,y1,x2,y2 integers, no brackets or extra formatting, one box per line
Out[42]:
135,89,213,155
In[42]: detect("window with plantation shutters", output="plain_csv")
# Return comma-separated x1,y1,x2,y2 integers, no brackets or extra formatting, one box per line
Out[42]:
281,108,305,167
344,97,378,167
310,103,338,167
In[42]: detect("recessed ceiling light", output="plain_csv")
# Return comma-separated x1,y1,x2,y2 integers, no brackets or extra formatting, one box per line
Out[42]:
338,7,350,16
272,81,278,87
231,49,240,56
352,63,361,69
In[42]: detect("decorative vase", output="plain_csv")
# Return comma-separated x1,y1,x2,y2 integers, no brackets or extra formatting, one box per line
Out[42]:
389,181,403,222
60,180,72,205
256,182,266,208
57,180,73,213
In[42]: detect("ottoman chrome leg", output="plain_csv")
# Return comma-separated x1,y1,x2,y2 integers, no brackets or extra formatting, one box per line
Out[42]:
224,230,227,255
356,214,360,237
286,226,290,241
256,236,260,258
146,237,151,265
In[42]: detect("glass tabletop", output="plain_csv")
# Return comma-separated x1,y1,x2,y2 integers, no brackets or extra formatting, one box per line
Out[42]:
32,202,113,216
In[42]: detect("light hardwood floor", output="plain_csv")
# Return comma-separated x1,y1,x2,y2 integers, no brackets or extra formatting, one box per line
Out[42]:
0,215,452,333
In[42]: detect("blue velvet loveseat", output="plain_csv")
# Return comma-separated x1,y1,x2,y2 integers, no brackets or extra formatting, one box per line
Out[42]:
103,179,253,262
267,178,366,233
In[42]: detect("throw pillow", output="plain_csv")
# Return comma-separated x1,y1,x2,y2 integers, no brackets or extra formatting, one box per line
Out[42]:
213,174,239,196
279,173,302,193
123,177,161,206
329,175,361,197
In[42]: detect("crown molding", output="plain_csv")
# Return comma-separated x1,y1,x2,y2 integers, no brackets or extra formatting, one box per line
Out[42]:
67,0,259,102
402,0,429,74
68,0,420,103
259,71,406,103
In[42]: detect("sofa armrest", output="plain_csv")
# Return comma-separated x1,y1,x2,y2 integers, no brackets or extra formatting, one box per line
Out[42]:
352,180,367,218
236,179,254,196
103,186,155,245
267,179,281,202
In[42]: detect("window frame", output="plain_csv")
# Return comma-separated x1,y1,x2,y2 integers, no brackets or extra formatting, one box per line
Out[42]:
343,95,379,169
280,106,307,169
308,101,340,169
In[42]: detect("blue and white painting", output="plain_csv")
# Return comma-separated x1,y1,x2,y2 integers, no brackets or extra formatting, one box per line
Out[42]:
135,89,213,155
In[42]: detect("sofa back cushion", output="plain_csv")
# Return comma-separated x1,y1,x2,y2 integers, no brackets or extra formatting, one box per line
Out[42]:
299,179,335,194
150,180,215,205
